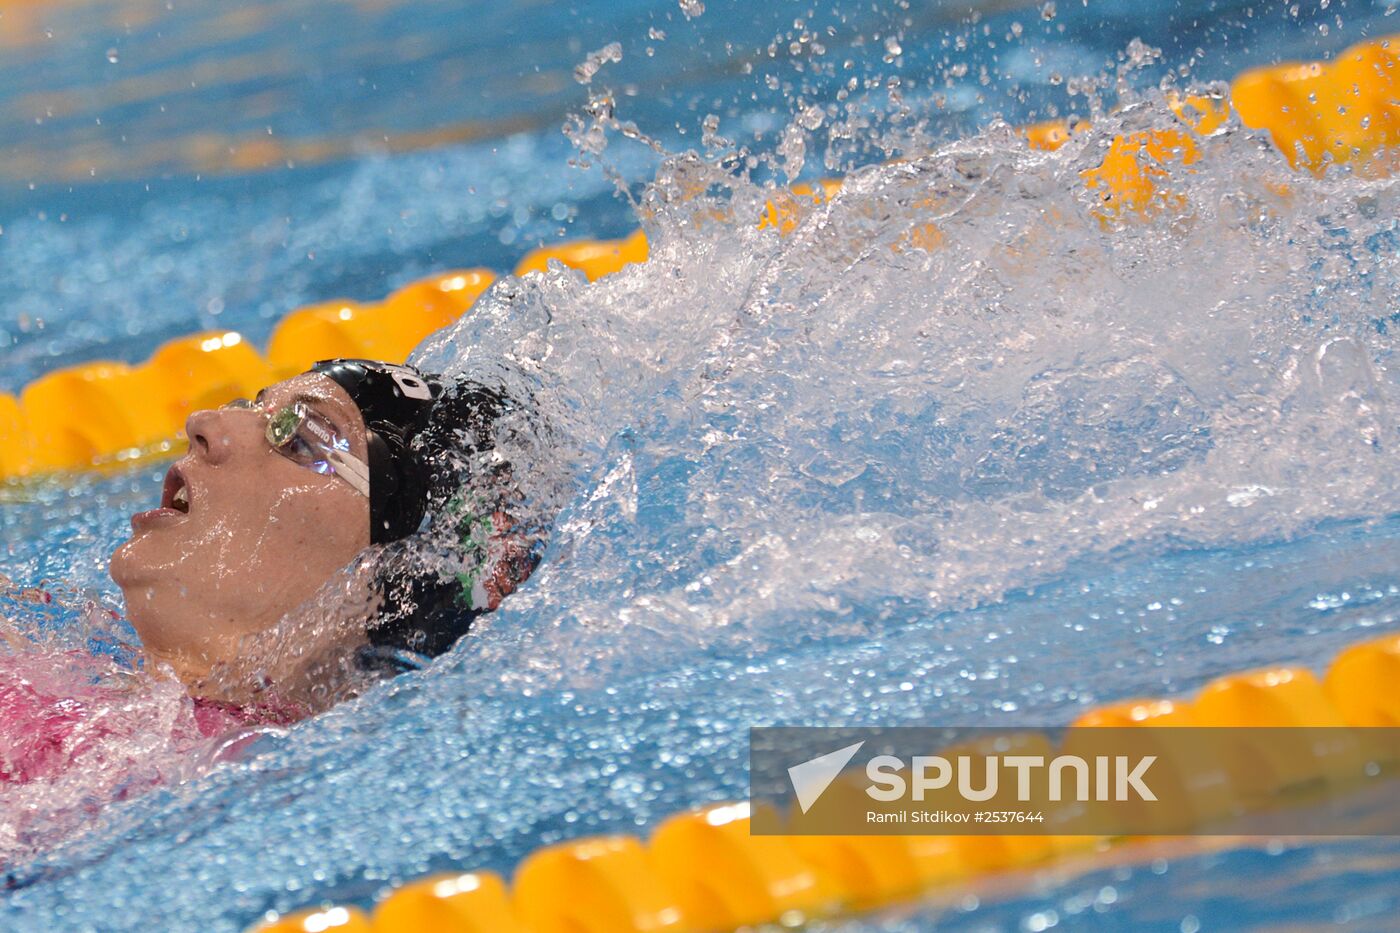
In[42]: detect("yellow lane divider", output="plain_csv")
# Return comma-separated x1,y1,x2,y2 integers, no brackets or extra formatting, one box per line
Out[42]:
247,629,1400,932
0,34,1394,482
265,270,498,379
513,228,649,280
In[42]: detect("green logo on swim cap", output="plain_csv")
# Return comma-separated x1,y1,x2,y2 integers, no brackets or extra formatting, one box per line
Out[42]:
444,492,495,608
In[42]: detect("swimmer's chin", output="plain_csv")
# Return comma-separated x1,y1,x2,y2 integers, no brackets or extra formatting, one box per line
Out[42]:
109,539,132,585
109,536,153,590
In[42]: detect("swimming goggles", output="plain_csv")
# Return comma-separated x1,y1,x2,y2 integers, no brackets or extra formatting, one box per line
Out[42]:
221,398,371,498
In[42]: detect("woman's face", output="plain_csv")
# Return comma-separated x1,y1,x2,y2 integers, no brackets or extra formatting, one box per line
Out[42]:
110,373,371,693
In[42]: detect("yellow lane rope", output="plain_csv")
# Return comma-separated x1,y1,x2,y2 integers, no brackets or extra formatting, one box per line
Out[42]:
250,629,1400,933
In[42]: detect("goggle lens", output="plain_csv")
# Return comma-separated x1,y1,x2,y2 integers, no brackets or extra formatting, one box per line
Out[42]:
266,405,303,450
219,397,369,497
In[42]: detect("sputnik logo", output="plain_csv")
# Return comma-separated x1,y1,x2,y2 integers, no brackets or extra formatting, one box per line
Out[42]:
787,741,864,813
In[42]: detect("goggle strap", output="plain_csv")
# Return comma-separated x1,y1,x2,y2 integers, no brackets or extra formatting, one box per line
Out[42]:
325,448,372,498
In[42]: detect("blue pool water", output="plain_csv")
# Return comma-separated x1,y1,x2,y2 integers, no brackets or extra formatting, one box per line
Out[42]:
3,0,1400,930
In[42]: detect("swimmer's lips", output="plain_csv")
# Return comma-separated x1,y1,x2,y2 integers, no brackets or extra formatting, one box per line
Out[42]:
130,464,194,531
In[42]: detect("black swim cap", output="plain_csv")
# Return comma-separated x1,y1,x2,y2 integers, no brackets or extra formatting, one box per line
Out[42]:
310,358,533,670
310,358,442,543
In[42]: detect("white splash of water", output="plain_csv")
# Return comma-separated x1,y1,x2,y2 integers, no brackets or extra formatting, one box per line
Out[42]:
416,91,1400,691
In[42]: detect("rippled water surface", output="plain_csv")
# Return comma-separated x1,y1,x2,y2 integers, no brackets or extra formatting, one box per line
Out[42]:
3,0,1400,930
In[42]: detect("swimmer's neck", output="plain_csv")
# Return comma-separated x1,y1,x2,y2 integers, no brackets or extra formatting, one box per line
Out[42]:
141,645,205,686
141,643,251,705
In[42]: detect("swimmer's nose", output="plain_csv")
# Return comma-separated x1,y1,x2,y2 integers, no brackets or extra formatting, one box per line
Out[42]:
185,408,236,465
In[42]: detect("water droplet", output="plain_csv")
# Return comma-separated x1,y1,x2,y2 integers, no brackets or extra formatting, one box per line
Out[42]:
573,42,622,85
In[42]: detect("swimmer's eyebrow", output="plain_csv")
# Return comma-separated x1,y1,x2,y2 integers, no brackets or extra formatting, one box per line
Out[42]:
292,390,347,421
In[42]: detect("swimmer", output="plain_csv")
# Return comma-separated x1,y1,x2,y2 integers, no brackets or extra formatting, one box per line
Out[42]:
108,358,538,722
1,358,536,792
